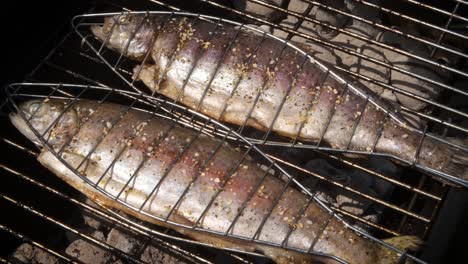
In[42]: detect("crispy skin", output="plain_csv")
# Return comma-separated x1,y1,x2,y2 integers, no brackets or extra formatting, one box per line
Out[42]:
92,15,468,182
12,99,403,263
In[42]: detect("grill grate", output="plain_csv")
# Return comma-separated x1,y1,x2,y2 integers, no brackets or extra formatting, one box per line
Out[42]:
1,0,467,263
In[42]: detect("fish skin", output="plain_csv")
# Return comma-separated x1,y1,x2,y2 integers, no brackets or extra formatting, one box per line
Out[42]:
92,14,468,183
10,99,418,264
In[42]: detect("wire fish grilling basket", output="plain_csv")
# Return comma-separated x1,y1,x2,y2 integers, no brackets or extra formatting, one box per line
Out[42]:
2,0,467,263
3,82,427,263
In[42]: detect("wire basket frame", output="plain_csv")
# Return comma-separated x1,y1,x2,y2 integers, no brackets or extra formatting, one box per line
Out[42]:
72,11,468,188
0,0,444,257
5,82,430,263
0,0,459,263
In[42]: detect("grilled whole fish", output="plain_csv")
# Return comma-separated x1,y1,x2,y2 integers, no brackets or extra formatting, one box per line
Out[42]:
11,99,420,264
91,14,468,183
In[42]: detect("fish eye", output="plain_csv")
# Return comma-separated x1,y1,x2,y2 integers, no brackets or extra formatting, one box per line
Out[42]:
28,102,42,114
27,101,49,118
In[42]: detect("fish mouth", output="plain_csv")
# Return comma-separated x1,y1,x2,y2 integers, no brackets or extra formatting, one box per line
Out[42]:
9,112,42,146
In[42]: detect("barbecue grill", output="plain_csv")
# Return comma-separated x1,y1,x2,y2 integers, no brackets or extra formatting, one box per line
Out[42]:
1,0,468,263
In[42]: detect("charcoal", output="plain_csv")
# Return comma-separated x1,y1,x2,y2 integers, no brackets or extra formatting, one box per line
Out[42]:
11,243,61,264
287,0,309,14
332,27,390,99
106,228,144,255
140,244,188,264
233,0,287,22
65,231,114,263
386,51,443,110
278,0,445,111
345,0,382,38
82,198,104,230
310,0,350,39
336,194,367,216
368,157,397,199
303,157,395,227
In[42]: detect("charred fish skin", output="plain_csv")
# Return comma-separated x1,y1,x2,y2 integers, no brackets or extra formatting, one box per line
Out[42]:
92,14,468,183
10,99,420,264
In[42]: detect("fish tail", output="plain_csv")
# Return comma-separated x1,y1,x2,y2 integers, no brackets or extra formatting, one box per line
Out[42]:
376,236,422,264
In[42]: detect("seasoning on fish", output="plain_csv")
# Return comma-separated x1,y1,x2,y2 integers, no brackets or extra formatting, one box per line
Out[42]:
91,14,468,184
10,99,421,264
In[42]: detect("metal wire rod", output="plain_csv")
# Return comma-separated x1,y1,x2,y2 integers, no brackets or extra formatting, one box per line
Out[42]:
0,224,77,263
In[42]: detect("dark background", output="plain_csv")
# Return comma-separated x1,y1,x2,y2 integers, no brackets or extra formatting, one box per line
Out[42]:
0,1,92,88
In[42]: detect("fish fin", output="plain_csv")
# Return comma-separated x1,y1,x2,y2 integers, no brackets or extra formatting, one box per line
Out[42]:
376,236,422,264
133,64,159,92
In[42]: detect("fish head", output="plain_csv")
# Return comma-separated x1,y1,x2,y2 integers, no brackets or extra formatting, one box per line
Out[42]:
91,14,155,60
10,99,79,148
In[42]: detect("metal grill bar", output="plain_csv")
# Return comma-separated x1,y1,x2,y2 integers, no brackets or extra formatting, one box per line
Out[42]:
195,24,245,113
165,127,240,223
397,175,428,233
335,65,468,123
168,17,221,105
0,224,76,263
291,70,329,146
224,163,274,235
330,206,400,237
307,212,333,253
316,83,350,149
429,2,459,57
138,119,209,212
317,153,441,201
0,194,145,264
392,0,468,23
